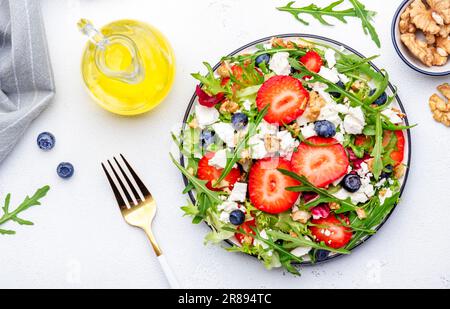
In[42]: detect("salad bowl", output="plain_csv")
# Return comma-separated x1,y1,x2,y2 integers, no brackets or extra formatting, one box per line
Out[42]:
174,34,412,273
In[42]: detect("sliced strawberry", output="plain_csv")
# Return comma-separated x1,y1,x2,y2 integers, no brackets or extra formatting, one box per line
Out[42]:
256,76,309,125
235,219,256,245
290,136,349,188
248,158,300,214
300,51,323,74
310,214,352,249
197,152,241,191
382,130,405,166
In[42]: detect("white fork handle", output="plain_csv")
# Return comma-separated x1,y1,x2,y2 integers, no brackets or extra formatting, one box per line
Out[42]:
157,254,181,289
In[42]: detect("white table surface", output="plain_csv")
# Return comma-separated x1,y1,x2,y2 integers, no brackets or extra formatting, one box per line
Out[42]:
0,0,449,289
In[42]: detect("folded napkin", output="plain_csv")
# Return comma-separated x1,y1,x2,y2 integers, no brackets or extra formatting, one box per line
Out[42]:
0,0,55,164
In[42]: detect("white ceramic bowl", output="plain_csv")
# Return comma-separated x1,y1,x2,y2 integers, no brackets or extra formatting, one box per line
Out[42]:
392,0,450,76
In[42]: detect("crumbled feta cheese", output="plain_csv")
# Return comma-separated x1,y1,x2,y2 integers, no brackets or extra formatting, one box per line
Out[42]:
324,49,336,68
290,236,312,257
268,52,291,76
249,135,268,159
343,106,365,134
338,73,350,84
334,131,345,144
257,120,278,138
382,109,403,124
242,100,252,111
301,123,317,139
277,130,300,160
212,123,236,147
379,188,393,205
309,82,335,105
318,67,340,83
333,162,374,204
208,149,228,169
318,102,343,127
195,105,219,128
254,229,270,250
228,182,247,202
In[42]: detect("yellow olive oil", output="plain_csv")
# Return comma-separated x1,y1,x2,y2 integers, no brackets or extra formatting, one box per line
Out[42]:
81,19,175,116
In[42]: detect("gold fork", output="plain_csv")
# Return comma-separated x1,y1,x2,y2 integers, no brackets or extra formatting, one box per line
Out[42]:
101,154,180,288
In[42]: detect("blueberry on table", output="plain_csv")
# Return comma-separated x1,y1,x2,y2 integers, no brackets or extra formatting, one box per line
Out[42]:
315,249,331,262
231,113,249,130
329,81,345,98
37,132,55,150
57,162,74,179
255,53,270,67
229,209,245,226
369,89,388,106
314,120,336,138
341,174,361,193
200,130,215,147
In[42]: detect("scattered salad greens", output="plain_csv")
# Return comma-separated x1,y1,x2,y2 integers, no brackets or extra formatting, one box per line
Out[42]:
0,186,50,235
277,0,380,48
172,36,413,275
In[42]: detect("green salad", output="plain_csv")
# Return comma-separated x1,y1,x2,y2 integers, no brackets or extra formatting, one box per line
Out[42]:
172,36,413,275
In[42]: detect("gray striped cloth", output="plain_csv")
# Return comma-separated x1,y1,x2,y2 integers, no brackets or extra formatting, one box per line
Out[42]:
0,0,55,164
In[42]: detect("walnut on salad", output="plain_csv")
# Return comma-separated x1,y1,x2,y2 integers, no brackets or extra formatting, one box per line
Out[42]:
399,0,450,66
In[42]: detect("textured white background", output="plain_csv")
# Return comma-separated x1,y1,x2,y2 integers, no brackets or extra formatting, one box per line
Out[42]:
0,0,449,289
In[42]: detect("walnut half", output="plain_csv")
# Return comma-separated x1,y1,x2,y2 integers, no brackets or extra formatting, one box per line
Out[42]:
429,83,450,126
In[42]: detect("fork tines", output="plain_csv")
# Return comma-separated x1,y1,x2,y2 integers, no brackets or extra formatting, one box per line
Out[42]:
101,154,151,209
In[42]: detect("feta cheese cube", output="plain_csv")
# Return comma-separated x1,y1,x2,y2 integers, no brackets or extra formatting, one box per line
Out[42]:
343,106,365,134
228,182,248,202
324,48,336,68
208,149,228,169
212,122,236,147
195,105,219,128
382,109,403,124
268,52,291,76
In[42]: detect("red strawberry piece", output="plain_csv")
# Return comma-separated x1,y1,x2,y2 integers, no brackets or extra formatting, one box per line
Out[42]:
248,157,300,214
291,136,349,188
235,219,256,245
310,214,352,249
256,76,309,125
300,51,323,76
197,152,241,191
382,130,405,166
196,86,225,108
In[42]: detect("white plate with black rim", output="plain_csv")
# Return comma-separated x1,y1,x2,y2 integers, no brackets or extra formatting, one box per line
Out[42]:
179,34,412,265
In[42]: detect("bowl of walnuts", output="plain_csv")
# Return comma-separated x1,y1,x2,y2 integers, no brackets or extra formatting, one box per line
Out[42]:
392,0,450,76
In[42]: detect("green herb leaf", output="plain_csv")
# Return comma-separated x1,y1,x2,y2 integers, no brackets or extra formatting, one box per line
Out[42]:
0,186,50,235
191,62,229,95
370,112,384,180
277,0,358,26
216,105,268,184
348,0,380,48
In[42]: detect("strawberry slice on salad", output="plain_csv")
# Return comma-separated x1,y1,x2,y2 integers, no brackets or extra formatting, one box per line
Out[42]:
300,51,323,74
290,136,349,188
310,214,352,249
248,158,300,214
197,152,241,191
256,76,309,125
235,219,256,245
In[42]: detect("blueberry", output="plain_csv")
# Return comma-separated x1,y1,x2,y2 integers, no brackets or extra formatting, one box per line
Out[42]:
315,249,331,262
341,174,362,193
37,132,55,151
255,54,270,67
57,162,74,179
329,81,345,98
200,130,215,147
231,113,249,130
380,164,394,179
369,89,388,106
314,120,336,138
229,209,245,226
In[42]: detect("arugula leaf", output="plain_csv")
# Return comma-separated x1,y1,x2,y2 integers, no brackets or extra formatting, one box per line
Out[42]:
191,62,229,95
370,112,384,180
348,0,380,48
277,0,358,26
0,186,50,235
346,191,400,249
279,170,358,213
170,153,222,223
215,105,268,185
